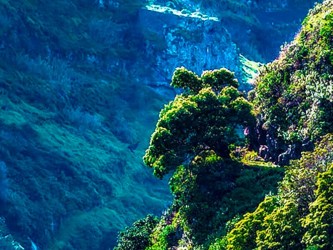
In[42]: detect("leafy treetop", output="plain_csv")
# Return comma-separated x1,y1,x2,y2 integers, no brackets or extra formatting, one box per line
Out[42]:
171,67,239,94
144,67,254,178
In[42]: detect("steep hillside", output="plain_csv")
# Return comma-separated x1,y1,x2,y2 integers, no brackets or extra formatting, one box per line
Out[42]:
0,0,323,249
115,0,333,249
224,135,333,249
0,1,172,249
224,3,333,246
0,0,244,248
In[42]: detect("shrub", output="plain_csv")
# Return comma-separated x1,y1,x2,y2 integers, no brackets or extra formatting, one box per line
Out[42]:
114,215,159,250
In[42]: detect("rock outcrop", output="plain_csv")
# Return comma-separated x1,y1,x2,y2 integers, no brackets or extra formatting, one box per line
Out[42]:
139,4,241,92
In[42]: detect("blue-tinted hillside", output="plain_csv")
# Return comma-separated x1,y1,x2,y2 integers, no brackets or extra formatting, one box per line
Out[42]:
0,0,320,249
0,0,172,249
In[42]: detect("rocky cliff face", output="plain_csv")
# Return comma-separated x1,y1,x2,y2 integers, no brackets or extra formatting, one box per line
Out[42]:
150,0,320,61
139,5,241,91
137,0,320,95
242,0,321,61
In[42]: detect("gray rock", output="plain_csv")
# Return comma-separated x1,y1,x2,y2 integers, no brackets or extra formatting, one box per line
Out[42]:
139,5,241,91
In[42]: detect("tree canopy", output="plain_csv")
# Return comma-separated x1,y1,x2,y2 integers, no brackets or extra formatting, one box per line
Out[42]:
117,67,284,249
143,67,255,178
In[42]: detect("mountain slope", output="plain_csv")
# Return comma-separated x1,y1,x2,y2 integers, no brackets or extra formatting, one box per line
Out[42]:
0,0,323,249
225,2,333,247
115,1,333,249
151,0,320,61
0,1,172,249
253,0,333,164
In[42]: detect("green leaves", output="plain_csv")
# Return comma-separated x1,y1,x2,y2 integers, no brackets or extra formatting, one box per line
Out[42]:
302,163,333,249
226,196,278,250
142,67,260,246
224,134,333,249
252,1,333,163
114,215,159,250
144,67,254,179
201,68,239,93
171,67,239,94
171,67,203,94
256,201,304,249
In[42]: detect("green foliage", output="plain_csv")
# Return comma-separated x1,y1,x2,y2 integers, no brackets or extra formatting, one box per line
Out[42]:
224,134,333,249
226,191,302,250
256,201,304,249
200,68,239,93
171,67,203,94
169,151,240,243
144,67,255,178
279,134,333,214
114,215,159,250
225,196,278,250
140,66,285,249
253,0,333,161
4,0,328,249
148,224,178,250
128,2,333,249
171,67,238,95
302,163,333,249
144,151,283,248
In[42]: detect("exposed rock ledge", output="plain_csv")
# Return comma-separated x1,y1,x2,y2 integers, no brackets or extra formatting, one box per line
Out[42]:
139,4,243,93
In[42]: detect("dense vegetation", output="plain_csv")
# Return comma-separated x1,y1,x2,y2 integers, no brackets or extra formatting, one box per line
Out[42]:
224,134,333,249
253,0,333,164
116,0,333,249
115,67,284,249
144,67,255,178
0,0,328,249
